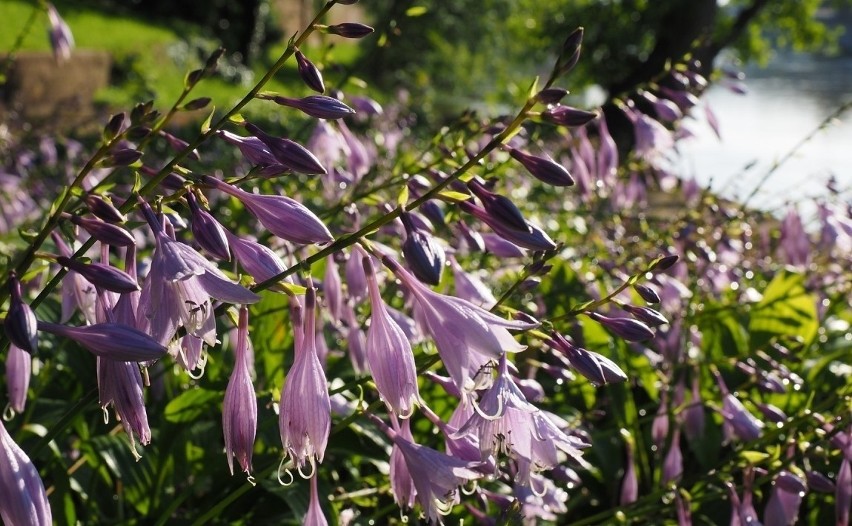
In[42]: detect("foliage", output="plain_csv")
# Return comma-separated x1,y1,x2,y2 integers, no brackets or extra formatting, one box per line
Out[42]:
0,1,850,525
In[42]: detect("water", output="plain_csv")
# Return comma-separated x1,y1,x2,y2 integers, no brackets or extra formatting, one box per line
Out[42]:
676,51,852,217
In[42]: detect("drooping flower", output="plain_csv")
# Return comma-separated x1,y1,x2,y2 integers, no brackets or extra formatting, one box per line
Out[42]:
304,474,329,526
384,255,535,392
223,229,290,285
38,320,168,362
0,420,52,525
508,148,574,187
279,289,331,473
203,176,333,245
714,371,763,443
764,471,806,526
5,273,38,354
66,214,135,247
389,418,417,511
97,356,150,449
364,256,420,418
450,257,496,309
136,201,260,346
323,255,342,322
223,306,257,476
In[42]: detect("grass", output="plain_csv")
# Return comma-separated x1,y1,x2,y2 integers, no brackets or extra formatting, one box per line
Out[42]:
0,0,366,124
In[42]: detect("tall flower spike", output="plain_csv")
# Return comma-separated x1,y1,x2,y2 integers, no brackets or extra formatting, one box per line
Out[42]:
5,273,38,354
0,420,52,525
223,306,257,476
279,288,331,474
203,176,332,245
384,255,536,392
364,256,420,418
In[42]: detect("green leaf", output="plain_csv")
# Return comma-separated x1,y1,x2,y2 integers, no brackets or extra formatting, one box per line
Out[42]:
397,185,409,207
201,106,216,134
164,388,219,423
405,6,428,17
740,450,770,464
437,190,472,203
526,75,540,101
749,270,818,346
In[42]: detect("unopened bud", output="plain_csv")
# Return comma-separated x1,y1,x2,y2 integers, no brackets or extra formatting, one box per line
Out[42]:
85,194,126,223
634,283,660,304
508,148,574,187
401,213,445,285
56,257,140,293
542,106,597,127
536,87,568,104
295,49,325,94
4,273,38,354
326,22,374,39
187,193,230,261
587,312,655,342
68,215,135,247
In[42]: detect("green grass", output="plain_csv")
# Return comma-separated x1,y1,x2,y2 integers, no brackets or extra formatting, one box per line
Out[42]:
1,0,366,123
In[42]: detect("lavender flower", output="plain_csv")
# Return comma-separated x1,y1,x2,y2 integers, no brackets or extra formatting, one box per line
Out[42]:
279,289,330,472
304,475,328,526
326,23,375,39
345,245,370,304
620,435,638,504
508,148,574,187
385,256,535,392
547,332,627,386
97,357,150,449
46,2,74,63
136,202,260,346
85,194,126,223
203,176,332,245
450,257,497,309
586,311,655,342
258,94,355,120
459,200,556,252
187,193,230,261
5,273,38,354
661,428,683,485
389,418,417,510
217,130,282,168
541,106,598,127
223,306,257,476
5,344,31,414
622,304,668,327
401,212,445,285
323,255,342,322
364,257,420,418
56,256,140,294
223,230,289,285
838,457,850,526
67,214,135,247
714,372,763,442
0,420,52,525
764,471,806,526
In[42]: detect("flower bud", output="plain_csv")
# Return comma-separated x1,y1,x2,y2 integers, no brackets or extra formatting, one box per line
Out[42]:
556,27,583,75
139,165,186,191
536,87,568,104
468,180,528,232
549,333,626,386
67,214,135,247
103,112,126,142
650,254,679,272
806,471,836,493
634,283,660,304
85,194,126,223
326,22,374,39
187,193,230,261
160,131,199,161
401,213,445,285
622,304,668,327
244,122,327,175
5,344,31,413
4,274,38,354
586,312,655,342
104,148,143,167
508,148,574,187
182,97,211,111
542,106,597,127
295,49,325,94
38,321,168,362
56,256,140,293
258,94,355,120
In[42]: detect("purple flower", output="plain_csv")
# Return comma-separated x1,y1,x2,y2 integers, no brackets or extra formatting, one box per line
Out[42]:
682,376,705,442
279,289,330,472
0,420,52,525
389,418,417,510
622,304,668,327
217,130,282,168
345,245,370,304
5,273,38,354
97,357,150,450
244,122,327,175
67,214,135,247
459,200,556,252
326,22,375,39
838,457,850,526
662,428,683,485
223,306,257,476
46,2,74,63
57,256,140,294
401,212,445,286
391,427,482,522
136,202,260,345
541,106,598,127
223,230,289,285
764,471,806,526
258,94,355,120
5,344,31,414
295,49,325,94
203,176,332,245
450,257,496,309
620,436,638,504
322,255,342,322
364,256,420,418
385,256,535,392
714,372,763,442
547,332,627,386
38,321,168,362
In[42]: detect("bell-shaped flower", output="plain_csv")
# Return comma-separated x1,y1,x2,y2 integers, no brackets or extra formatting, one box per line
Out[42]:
450,257,496,309
345,245,370,304
764,471,806,526
137,202,260,346
389,418,417,511
661,428,683,485
838,457,850,526
322,255,342,322
97,356,150,450
5,344,31,414
620,434,638,504
714,371,763,443
0,420,52,525
384,255,535,392
391,427,482,523
203,176,332,245
279,289,330,473
223,306,257,476
364,257,419,418
5,273,38,354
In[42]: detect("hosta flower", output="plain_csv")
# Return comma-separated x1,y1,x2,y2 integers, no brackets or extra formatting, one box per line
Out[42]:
137,201,260,346
97,357,150,450
384,255,535,392
389,418,417,510
187,193,230,261
223,230,289,285
279,289,330,472
0,420,52,525
5,273,38,354
295,49,325,93
304,475,328,526
391,427,482,523
459,200,556,252
323,255,342,322
38,320,166,362
401,212,445,286
450,257,496,309
223,306,256,476
586,311,655,342
217,130,283,170
203,176,333,245
714,371,763,443
547,332,627,386
67,214,135,247
244,122,327,175
57,256,140,294
508,148,574,187
258,94,355,120
364,256,419,418
764,471,806,526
